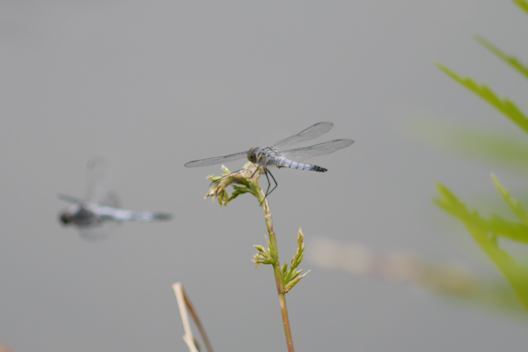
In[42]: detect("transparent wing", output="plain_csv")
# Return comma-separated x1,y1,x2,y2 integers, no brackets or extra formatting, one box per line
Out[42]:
98,190,121,208
85,157,108,202
281,139,354,161
184,151,247,168
58,193,85,205
78,225,114,242
84,158,121,206
273,122,334,148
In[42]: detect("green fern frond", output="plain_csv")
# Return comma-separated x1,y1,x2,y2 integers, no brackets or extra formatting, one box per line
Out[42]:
436,183,528,308
436,179,528,243
436,64,528,134
514,0,528,14
486,215,528,244
414,120,528,173
491,174,528,226
475,36,528,80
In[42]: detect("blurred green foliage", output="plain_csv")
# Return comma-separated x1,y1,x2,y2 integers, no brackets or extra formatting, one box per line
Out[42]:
436,65,528,134
436,180,528,309
475,36,528,79
436,1,528,310
515,0,528,14
416,122,528,174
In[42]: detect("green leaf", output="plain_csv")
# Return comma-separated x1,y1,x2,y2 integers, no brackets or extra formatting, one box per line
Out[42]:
290,229,305,271
436,183,528,309
476,36,528,80
279,229,308,293
284,271,310,294
435,183,472,220
228,185,251,202
436,182,528,243
491,174,528,226
514,0,528,14
486,215,528,244
254,245,267,254
253,244,275,265
281,263,288,278
436,64,528,134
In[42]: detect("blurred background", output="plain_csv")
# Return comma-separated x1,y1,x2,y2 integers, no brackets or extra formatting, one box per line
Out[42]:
1,0,527,351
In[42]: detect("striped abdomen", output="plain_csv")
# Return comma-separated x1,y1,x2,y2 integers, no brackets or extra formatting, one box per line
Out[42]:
255,147,327,172
277,158,327,172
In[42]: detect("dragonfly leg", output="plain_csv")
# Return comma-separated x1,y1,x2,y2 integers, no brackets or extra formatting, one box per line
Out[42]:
265,170,278,197
263,169,271,196
250,166,260,179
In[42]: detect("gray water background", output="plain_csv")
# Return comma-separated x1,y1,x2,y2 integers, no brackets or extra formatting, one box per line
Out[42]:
1,1,528,351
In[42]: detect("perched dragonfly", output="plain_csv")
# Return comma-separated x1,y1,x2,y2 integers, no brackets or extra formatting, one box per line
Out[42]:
58,158,172,241
184,122,354,196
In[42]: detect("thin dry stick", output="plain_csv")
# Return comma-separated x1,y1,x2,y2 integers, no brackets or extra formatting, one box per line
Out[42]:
172,282,214,352
257,190,295,352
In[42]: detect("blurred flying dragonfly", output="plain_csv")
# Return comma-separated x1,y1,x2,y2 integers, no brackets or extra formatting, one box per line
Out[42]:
184,122,354,196
58,158,172,241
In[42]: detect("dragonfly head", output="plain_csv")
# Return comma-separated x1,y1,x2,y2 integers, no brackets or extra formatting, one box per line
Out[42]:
58,212,73,225
247,148,258,163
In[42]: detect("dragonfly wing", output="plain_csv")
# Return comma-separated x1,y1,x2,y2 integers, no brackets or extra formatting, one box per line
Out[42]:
58,193,85,205
78,225,113,242
281,139,354,161
273,122,334,148
98,190,121,208
184,151,247,168
84,157,123,207
85,157,109,202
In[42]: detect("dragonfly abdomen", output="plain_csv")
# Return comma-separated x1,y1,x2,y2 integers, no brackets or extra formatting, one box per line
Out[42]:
273,157,327,172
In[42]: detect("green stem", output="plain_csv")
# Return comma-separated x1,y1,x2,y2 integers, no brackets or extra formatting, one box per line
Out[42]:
258,190,295,352
207,165,297,351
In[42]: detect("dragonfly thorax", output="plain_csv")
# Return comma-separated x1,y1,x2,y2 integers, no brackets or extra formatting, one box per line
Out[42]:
247,146,281,167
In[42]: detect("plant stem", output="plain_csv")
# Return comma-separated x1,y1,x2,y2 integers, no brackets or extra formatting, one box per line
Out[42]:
207,165,298,351
259,191,295,352
172,282,214,352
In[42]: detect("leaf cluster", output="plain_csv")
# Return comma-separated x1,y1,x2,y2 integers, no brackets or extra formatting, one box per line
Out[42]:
280,230,310,294
436,64,528,134
206,164,261,205
435,1,528,309
436,178,528,309
254,229,309,293
207,163,309,295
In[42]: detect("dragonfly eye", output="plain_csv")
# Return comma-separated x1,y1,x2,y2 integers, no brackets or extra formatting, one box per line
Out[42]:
59,213,72,225
247,149,257,163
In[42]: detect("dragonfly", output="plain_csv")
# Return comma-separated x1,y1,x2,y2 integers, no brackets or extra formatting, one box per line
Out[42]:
58,158,172,241
184,122,354,196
